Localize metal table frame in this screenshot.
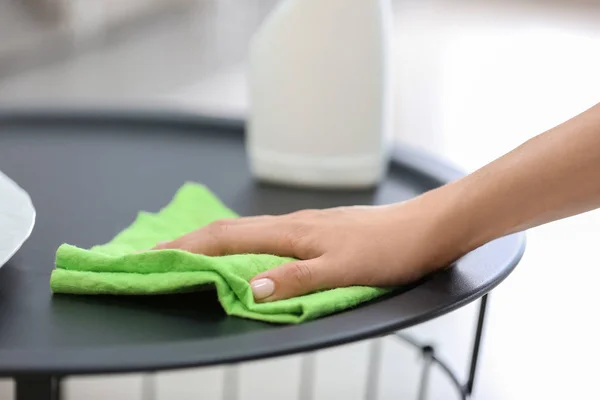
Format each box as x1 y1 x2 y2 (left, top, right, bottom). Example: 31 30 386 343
394 294 489 400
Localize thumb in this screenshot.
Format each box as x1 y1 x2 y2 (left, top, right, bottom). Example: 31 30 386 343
249 258 329 302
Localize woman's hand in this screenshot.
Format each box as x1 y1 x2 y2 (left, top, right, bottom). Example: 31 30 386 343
157 102 600 302
153 189 467 302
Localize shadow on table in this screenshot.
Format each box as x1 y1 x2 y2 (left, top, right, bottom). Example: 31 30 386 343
49 289 272 346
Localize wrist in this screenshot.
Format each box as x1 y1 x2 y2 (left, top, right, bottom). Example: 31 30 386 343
393 184 483 271
434 175 512 257
425 185 478 264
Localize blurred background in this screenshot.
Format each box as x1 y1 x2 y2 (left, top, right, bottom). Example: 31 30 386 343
1 0 600 398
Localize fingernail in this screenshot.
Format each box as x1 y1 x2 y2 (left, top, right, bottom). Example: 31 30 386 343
250 278 275 300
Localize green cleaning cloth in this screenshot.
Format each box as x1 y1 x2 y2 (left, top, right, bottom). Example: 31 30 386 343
51 183 389 324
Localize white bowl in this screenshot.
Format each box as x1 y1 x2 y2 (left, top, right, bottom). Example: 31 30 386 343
0 170 36 268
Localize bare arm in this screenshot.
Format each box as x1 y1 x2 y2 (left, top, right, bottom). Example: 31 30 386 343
443 102 600 253
155 102 600 301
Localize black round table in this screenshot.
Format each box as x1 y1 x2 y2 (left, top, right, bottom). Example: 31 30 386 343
0 110 525 400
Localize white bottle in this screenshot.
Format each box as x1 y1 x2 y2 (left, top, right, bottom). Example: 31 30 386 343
247 0 393 189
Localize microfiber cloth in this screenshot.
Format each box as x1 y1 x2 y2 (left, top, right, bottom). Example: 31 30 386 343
50 183 389 324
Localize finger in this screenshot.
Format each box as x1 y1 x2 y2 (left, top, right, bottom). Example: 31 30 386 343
151 216 274 251
249 257 334 301
153 219 315 258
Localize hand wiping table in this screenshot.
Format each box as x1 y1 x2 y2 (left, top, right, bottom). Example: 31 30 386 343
51 183 387 324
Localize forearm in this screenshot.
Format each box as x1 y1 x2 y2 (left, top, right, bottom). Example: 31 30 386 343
441 102 600 253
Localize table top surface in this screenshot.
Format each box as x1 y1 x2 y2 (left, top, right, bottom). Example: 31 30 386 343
0 110 525 376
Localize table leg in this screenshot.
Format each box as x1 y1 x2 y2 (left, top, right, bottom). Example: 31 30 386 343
464 293 488 396
364 338 383 400
141 373 156 400
393 293 490 400
222 364 240 400
416 345 434 400
298 352 316 400
15 375 60 400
